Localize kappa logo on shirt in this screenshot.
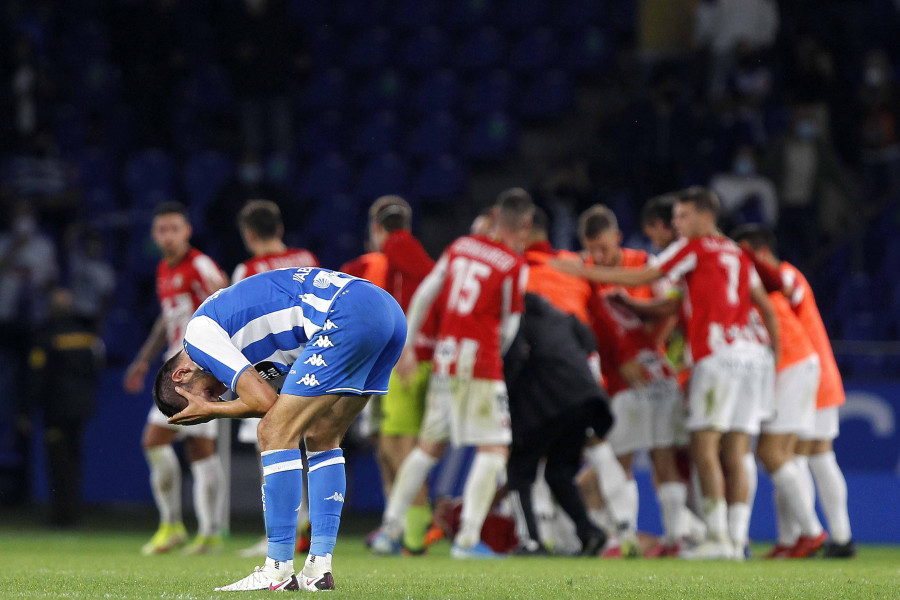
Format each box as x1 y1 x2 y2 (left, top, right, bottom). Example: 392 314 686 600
298 373 320 386
304 354 328 367
323 319 338 330
312 336 334 348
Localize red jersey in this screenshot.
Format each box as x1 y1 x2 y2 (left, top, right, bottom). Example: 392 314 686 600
157 248 226 357
655 235 761 364
231 247 319 284
432 235 528 381
589 293 675 396
381 229 435 312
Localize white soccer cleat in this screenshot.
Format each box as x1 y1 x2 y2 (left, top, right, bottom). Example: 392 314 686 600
214 566 299 592
680 540 735 560
299 571 335 592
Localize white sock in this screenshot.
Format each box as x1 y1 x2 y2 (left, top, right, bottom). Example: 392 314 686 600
302 552 332 577
585 443 631 528
145 445 182 524
588 508 613 533
190 455 225 537
727 502 751 548
624 479 639 534
743 452 758 515
808 451 852 544
383 448 438 539
685 507 708 543
657 482 687 544
771 462 823 538
775 486 800 545
265 556 294 578
455 452 506 548
703 497 728 542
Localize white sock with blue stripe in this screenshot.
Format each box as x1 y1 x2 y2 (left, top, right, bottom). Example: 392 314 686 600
307 448 346 559
261 449 304 568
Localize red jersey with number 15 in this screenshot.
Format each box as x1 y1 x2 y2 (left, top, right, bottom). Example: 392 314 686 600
432 235 528 381
655 235 760 364
157 248 226 358
231 247 319 284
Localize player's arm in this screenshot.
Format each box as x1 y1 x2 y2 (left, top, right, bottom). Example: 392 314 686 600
550 258 663 287
123 315 167 393
751 283 781 365
608 290 681 319
396 254 448 377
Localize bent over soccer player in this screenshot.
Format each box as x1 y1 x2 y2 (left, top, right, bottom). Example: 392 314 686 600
153 267 406 591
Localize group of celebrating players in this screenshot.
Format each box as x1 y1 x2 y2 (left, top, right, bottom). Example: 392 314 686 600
126 184 855 591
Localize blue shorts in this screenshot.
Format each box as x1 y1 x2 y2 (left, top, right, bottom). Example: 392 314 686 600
281 281 407 397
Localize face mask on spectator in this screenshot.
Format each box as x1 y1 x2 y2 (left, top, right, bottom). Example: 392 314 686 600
733 157 756 176
795 120 818 140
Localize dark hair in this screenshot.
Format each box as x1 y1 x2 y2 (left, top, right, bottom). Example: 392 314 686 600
369 195 412 231
238 199 283 240
730 223 777 254
641 194 676 227
531 205 549 233
578 205 618 240
153 201 190 221
496 188 535 230
676 186 721 219
153 351 188 418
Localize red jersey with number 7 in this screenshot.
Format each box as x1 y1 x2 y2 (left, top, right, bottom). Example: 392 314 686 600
654 235 760 364
431 235 528 381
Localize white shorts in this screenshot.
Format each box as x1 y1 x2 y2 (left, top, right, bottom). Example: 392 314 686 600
686 341 774 435
419 375 511 446
762 355 820 435
798 406 840 441
237 417 262 444
607 379 687 456
147 405 218 439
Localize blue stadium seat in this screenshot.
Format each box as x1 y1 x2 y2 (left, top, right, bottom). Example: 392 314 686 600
565 26 613 75
264 152 299 191
288 0 333 25
499 0 550 32
391 0 442 30
182 64 234 113
345 28 393 71
82 187 119 215
355 154 410 199
335 0 387 30
53 105 86 154
298 152 352 200
446 0 496 30
835 273 876 314
453 27 505 72
462 70 514 116
302 68 349 112
76 148 116 193
183 151 233 224
463 112 519 161
841 312 888 341
413 154 467 201
60 19 109 69
73 60 122 110
352 111 400 157
308 25 342 68
412 70 461 114
356 70 406 111
124 149 174 204
398 27 449 73
297 110 348 156
407 112 460 158
519 70 575 119
556 0 607 29
508 28 559 73
168 107 203 154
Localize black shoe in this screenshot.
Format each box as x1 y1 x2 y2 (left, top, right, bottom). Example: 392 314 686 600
514 540 549 556
580 527 608 557
823 539 857 558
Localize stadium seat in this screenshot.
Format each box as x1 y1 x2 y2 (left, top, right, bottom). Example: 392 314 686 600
565 26 613 75
519 70 575 120
288 0 333 25
840 312 888 341
183 151 233 225
446 0 496 30
73 60 122 110
556 0 607 30
454 27 505 72
835 273 876 314
355 153 410 199
76 147 117 193
398 27 449 73
413 154 467 201
391 0 442 30
412 70 461 114
507 28 559 73
60 19 109 69
298 152 352 200
462 70 514 116
463 112 520 161
53 105 87 154
308 25 342 69
82 187 119 215
351 111 400 157
297 110 348 156
264 152 299 191
345 28 393 71
356 69 406 111
407 112 460 158
335 0 387 30
301 68 349 113
124 149 174 204
499 0 549 31
181 64 234 113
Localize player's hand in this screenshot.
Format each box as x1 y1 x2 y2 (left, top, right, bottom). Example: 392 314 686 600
123 360 149 394
395 346 418 382
619 359 649 389
167 386 215 426
548 257 586 277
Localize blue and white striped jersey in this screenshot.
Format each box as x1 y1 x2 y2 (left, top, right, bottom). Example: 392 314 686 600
182 267 359 391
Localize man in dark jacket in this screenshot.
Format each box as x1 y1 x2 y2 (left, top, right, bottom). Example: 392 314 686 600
504 292 613 555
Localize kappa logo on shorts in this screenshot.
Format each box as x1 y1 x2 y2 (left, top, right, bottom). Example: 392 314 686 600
304 353 328 367
298 373 321 386
323 319 338 330
313 336 334 348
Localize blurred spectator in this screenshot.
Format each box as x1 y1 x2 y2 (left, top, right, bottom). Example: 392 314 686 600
762 103 855 266
10 33 55 140
218 0 309 154
709 144 778 230
857 49 900 216
25 288 103 526
65 225 115 333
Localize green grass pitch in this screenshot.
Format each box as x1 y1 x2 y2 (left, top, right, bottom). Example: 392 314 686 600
1 520 898 600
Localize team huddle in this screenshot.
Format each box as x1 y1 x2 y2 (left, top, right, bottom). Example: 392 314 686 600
129 187 854 592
